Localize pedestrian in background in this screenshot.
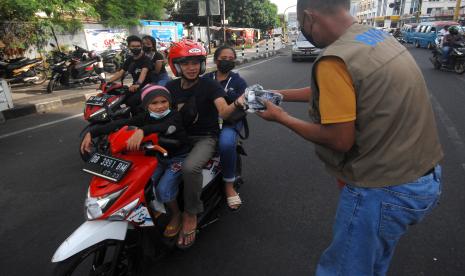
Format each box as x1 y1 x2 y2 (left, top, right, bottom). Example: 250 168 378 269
257 0 443 275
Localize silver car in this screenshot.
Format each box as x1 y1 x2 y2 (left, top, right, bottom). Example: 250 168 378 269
292 32 322 61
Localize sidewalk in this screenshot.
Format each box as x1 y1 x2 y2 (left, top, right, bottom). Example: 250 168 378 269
1 40 286 121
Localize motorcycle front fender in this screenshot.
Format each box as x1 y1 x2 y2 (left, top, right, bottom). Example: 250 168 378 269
51 220 128 263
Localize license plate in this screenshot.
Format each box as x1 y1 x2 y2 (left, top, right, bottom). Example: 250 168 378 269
86 95 112 106
83 153 132 182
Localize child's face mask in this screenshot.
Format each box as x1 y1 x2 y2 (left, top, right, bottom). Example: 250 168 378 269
149 109 171 119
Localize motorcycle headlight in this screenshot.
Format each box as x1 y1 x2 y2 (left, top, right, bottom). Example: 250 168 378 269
89 108 108 121
108 199 139 221
85 187 126 220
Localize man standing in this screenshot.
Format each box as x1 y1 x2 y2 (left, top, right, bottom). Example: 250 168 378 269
257 0 443 275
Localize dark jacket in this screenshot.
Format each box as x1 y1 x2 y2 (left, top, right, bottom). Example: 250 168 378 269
89 110 190 156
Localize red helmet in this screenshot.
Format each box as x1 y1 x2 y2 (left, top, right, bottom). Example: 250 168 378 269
168 39 207 77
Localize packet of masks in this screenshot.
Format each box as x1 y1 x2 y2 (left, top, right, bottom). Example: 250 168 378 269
244 84 283 113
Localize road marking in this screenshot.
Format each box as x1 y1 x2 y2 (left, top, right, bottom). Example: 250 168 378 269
237 55 282 71
0 113 83 140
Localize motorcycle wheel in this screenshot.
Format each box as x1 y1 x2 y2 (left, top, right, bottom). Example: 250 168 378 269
32 70 48 85
47 78 57 93
454 62 465 74
52 240 131 276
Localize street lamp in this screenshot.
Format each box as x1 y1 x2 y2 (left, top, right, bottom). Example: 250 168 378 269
283 4 297 42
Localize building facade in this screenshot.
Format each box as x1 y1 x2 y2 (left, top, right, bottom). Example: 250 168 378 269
355 0 465 28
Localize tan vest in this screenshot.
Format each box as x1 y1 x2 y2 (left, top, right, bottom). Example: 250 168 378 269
309 23 443 188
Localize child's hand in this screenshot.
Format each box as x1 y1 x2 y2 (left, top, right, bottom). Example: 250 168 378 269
80 132 92 154
126 129 144 151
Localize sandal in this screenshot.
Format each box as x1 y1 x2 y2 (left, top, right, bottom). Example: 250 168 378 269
227 194 242 212
176 229 197 250
163 215 182 238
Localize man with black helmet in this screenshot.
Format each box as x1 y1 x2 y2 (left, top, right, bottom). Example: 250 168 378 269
442 26 464 63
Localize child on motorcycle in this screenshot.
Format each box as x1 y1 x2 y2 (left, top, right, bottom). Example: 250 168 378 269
80 84 189 238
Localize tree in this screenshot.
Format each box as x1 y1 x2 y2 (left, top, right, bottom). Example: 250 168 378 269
225 0 278 31
92 0 167 27
0 0 96 53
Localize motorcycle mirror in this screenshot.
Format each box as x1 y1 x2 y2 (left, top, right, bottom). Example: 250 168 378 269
166 125 176 135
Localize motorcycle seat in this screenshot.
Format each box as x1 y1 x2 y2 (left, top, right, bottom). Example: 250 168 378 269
74 59 97 69
6 58 41 70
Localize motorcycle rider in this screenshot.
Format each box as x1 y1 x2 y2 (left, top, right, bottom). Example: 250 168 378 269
106 35 153 112
442 26 463 63
142 35 171 86
165 39 245 249
204 45 248 211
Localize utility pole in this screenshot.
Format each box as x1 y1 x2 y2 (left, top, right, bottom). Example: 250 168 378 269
222 0 226 44
454 0 462 21
206 0 211 53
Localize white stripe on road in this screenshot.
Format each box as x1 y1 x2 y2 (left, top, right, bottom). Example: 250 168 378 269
0 113 83 140
237 55 281 71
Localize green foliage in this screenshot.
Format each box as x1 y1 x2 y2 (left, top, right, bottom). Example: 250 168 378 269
225 0 279 31
93 0 167 27
0 0 96 52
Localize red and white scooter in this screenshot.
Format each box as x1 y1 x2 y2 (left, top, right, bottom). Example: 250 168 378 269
51 126 245 276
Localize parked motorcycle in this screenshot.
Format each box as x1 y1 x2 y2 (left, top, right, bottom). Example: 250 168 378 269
51 126 245 275
79 82 131 161
100 49 120 73
430 42 465 74
47 44 105 93
0 57 47 85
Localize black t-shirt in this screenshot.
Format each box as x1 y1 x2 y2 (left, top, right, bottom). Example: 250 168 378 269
166 78 226 136
147 51 167 75
122 55 153 86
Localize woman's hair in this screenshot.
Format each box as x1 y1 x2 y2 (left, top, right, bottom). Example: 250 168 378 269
213 45 237 61
142 35 157 51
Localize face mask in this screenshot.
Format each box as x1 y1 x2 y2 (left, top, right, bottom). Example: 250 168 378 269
300 13 325 48
130 48 142 56
149 109 171 119
143 46 152 53
217 60 235 73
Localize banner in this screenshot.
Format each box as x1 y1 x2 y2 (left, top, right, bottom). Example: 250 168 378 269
151 26 178 42
0 79 14 112
84 29 128 52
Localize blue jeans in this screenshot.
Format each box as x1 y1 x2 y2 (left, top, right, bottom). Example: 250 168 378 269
316 165 442 276
151 155 186 203
152 72 170 86
219 122 243 182
442 46 451 62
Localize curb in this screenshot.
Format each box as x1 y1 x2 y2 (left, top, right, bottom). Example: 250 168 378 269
1 49 281 121
1 91 99 121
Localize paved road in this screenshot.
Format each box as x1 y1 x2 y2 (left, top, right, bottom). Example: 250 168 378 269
1 46 464 276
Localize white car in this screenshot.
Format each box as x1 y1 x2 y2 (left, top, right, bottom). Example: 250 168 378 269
291 32 322 61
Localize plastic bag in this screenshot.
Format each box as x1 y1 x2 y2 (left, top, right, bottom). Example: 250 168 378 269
244 84 283 113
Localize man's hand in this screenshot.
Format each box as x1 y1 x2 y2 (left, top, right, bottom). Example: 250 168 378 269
129 84 140 93
80 132 92 154
126 129 144 151
256 100 287 122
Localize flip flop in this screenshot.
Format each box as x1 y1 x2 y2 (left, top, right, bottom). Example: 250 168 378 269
176 229 197 250
163 216 182 238
227 194 242 212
